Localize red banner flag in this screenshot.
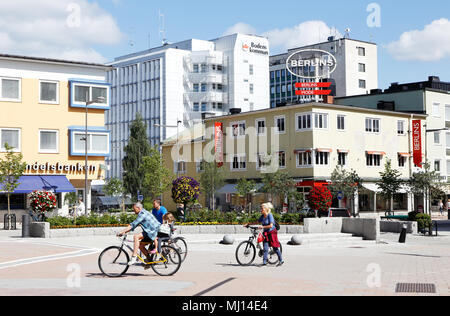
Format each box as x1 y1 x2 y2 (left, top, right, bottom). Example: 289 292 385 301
295 82 332 88
214 122 224 167
412 120 423 168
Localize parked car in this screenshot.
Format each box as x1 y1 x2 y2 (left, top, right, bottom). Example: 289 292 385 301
299 207 317 218
317 208 351 218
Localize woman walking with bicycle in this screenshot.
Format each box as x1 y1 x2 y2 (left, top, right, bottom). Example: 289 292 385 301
258 203 284 267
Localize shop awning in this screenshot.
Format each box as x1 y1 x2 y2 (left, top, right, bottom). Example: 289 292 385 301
316 148 332 153
337 149 350 153
366 151 386 156
362 183 381 193
294 149 312 154
1 175 76 194
398 152 412 157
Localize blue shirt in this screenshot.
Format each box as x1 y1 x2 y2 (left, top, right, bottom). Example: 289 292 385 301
130 209 161 240
259 213 276 233
152 206 168 224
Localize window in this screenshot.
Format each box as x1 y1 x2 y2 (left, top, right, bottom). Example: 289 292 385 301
435 160 441 172
314 113 328 129
297 114 312 130
257 153 270 170
39 81 59 104
193 103 199 112
278 151 286 168
231 122 246 137
365 118 380 133
256 119 266 135
201 64 207 73
71 131 109 155
193 64 199 73
434 131 441 144
0 128 20 151
201 102 207 112
358 63 366 73
0 77 21 101
315 151 329 166
366 154 382 166
433 103 441 117
196 160 206 173
275 116 286 134
193 84 199 92
398 155 406 168
337 115 346 131
39 130 58 153
358 47 366 56
297 151 312 167
338 152 347 166
249 64 254 75
359 79 366 89
217 84 223 91
175 161 187 174
217 65 223 72
398 121 405 135
72 82 109 107
201 83 207 92
231 155 246 171
249 84 254 94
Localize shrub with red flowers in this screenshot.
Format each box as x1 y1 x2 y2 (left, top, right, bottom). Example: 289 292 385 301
308 186 332 211
29 190 57 214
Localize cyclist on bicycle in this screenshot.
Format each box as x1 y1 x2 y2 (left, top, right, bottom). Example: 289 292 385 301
117 202 161 266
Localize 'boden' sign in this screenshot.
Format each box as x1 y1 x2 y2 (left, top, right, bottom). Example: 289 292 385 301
286 49 337 79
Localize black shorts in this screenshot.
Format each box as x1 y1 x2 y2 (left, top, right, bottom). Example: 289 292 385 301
142 232 154 243
158 232 169 238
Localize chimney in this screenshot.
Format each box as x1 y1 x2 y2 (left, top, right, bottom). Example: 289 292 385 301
323 95 334 104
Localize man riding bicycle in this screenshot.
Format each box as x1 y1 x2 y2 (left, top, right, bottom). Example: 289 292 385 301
117 202 161 266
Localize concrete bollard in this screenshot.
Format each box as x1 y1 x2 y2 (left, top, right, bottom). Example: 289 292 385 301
22 215 30 238
289 235 303 246
220 235 235 245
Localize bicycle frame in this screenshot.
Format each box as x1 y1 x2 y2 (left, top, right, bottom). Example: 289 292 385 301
118 236 167 266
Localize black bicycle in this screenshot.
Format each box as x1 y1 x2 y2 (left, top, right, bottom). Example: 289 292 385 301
235 226 283 266
160 226 188 262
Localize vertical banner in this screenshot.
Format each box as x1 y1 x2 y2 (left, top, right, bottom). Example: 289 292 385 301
214 122 224 167
412 120 423 168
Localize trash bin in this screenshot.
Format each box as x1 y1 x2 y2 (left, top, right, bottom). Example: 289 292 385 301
22 214 30 237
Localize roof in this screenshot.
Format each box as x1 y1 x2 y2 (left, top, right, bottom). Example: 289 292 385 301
203 102 428 122
0 54 113 70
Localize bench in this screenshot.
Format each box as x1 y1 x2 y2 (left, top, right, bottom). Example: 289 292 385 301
381 215 409 221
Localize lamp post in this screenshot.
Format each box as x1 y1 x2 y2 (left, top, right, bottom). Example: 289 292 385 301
155 120 182 178
83 93 105 215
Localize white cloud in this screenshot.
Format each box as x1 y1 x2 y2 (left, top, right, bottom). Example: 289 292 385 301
387 18 450 62
0 0 123 63
224 21 341 53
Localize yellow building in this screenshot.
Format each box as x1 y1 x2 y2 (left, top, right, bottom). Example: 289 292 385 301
0 54 112 219
162 101 427 213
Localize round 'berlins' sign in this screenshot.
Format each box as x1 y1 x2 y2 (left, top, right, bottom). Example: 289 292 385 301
286 49 337 79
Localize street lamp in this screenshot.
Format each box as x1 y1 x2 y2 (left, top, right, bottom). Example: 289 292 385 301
83 94 106 214
155 120 182 178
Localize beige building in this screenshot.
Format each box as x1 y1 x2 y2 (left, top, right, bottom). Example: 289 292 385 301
162 101 427 213
0 54 112 219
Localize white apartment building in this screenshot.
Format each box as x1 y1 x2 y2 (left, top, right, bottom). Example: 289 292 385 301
270 38 378 107
105 33 270 179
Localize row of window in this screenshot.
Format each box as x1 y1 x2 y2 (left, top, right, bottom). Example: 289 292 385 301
193 102 224 112
192 63 224 73
0 128 110 156
229 115 407 136
0 77 110 108
192 83 224 92
270 62 366 81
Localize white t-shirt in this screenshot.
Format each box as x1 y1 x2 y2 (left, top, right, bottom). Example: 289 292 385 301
77 202 85 216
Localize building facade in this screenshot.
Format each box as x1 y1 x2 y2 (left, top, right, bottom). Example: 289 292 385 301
0 54 111 218
336 76 450 193
270 38 378 107
161 101 426 213
105 33 270 180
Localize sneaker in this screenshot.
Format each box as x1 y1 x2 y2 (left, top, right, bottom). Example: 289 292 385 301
277 261 285 267
128 256 139 266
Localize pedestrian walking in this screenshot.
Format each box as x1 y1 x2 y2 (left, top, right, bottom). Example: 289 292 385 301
258 202 284 267
439 200 444 215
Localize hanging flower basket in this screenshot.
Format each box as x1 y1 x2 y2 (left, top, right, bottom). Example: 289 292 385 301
29 190 57 216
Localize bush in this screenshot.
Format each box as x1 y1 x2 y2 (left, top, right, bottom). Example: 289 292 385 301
416 213 432 231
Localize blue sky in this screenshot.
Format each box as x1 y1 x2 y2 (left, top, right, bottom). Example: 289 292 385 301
1 0 449 89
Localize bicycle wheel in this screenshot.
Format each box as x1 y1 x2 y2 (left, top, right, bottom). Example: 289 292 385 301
267 244 283 265
171 237 188 262
235 241 256 266
151 245 182 276
98 246 130 277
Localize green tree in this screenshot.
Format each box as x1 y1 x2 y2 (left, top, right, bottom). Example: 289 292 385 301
0 144 27 228
141 146 174 202
408 161 444 215
200 162 225 210
329 165 363 217
377 159 403 214
104 178 126 212
261 170 296 211
122 113 151 199
236 179 257 212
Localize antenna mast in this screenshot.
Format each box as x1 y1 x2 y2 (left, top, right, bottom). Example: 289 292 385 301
159 10 168 45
